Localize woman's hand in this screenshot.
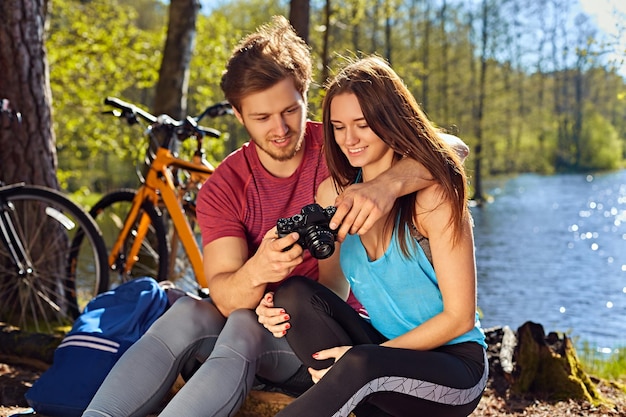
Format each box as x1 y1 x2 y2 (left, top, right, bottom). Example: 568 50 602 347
255 292 291 338
308 346 352 383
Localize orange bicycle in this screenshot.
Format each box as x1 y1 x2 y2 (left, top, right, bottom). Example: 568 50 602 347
71 97 232 295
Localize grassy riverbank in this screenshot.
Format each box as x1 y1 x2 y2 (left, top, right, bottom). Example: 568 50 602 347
580 342 626 383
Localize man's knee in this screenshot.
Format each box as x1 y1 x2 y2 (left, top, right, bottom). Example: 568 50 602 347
215 309 272 359
148 296 225 339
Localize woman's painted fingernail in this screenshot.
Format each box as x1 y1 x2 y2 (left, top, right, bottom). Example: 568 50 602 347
312 352 319 358
285 323 291 329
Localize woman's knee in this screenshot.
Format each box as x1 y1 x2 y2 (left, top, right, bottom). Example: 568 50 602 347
273 276 317 313
333 345 378 379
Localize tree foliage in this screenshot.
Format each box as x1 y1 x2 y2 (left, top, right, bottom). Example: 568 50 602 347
48 0 164 191
43 0 626 195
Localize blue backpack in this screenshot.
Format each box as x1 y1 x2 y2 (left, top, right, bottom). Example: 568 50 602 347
25 277 169 417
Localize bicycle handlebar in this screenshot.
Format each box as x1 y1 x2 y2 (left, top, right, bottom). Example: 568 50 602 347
195 100 233 121
104 96 226 139
104 96 157 125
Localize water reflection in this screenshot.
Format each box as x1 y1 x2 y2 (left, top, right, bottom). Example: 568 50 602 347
471 170 626 351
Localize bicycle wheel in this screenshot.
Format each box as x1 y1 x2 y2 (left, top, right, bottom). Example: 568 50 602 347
87 189 168 288
0 184 108 333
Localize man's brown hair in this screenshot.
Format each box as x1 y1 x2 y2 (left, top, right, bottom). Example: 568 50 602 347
220 16 312 112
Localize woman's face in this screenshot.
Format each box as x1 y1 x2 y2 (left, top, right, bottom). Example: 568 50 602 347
329 92 395 175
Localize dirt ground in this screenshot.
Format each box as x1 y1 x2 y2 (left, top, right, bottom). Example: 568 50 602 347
1 359 625 417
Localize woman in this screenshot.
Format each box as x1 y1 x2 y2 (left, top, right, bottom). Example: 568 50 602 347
271 56 488 417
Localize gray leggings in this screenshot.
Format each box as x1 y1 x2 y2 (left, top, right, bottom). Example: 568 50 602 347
82 296 303 417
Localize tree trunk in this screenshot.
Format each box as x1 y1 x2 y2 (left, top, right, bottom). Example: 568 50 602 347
421 0 431 117
320 0 332 86
289 0 310 44
439 0 449 125
513 322 602 403
471 0 488 204
0 0 58 189
383 2 392 64
153 0 200 119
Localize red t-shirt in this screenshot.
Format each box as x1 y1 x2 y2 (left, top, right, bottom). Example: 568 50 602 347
196 121 328 288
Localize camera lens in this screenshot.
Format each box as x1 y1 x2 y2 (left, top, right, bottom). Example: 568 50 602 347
303 226 335 259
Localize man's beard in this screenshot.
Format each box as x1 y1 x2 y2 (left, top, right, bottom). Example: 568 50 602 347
254 131 304 162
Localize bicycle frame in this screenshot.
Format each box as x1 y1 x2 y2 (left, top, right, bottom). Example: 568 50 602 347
109 146 213 288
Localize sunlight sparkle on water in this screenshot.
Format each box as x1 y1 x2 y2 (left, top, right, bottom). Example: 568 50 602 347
597 347 614 355
559 306 566 313
580 232 595 240
606 301 614 309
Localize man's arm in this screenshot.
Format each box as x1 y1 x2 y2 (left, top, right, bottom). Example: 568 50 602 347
330 134 469 241
203 230 303 316
330 157 432 241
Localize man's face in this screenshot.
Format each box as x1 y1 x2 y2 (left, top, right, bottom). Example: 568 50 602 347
235 77 307 162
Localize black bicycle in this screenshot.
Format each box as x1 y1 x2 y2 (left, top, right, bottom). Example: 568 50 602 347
0 100 108 333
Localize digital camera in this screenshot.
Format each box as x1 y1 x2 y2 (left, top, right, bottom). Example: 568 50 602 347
276 203 338 259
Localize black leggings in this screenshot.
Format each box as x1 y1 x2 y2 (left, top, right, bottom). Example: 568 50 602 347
273 276 487 417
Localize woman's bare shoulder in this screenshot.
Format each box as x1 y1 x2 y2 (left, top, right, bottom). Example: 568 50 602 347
316 177 340 207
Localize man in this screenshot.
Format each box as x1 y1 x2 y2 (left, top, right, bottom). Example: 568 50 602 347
83 16 453 417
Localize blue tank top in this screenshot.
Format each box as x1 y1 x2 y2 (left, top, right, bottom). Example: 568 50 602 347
340 224 487 348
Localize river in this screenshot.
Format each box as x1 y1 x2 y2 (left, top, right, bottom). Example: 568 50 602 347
471 169 626 354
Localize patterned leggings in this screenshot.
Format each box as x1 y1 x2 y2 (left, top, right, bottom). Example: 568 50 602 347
273 276 488 417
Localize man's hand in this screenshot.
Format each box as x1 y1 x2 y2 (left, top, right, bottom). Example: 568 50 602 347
255 292 291 338
248 228 305 286
308 346 352 383
330 180 397 242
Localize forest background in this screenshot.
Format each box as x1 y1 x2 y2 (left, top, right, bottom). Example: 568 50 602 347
2 0 626 202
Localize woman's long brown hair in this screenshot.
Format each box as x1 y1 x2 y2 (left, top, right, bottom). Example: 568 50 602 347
322 56 469 257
